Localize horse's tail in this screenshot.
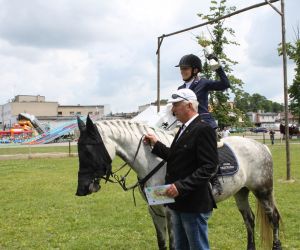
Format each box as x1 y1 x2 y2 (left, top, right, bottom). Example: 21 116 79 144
256 194 283 250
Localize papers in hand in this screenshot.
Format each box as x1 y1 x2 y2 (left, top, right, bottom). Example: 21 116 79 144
144 184 175 205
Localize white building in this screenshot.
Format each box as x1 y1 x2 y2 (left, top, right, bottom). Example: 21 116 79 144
0 95 107 129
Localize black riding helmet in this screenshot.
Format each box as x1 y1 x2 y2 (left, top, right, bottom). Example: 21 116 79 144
175 54 202 72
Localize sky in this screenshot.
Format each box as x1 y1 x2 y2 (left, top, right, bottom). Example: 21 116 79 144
0 0 299 113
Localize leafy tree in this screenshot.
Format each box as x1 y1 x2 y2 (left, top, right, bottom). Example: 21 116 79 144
279 26 300 124
272 102 284 113
235 91 283 113
197 0 246 127
286 40 300 123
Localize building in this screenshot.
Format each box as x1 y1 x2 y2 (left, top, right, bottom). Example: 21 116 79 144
247 111 280 125
58 105 105 118
246 111 298 130
0 95 107 129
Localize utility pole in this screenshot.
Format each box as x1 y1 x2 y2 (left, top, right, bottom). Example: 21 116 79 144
280 0 291 180
266 0 290 180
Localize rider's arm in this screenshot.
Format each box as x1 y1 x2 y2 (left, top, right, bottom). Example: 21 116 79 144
205 67 230 91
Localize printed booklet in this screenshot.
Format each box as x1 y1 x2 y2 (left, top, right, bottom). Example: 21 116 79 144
144 184 175 205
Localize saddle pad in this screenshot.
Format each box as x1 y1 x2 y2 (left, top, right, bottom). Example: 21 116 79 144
217 143 239 176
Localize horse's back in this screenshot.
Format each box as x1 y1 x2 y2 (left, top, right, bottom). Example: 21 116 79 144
221 136 273 191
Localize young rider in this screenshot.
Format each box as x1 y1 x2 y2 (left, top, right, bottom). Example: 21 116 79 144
175 54 230 194
176 53 230 129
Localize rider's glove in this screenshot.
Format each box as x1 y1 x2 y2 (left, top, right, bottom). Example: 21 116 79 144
206 53 221 71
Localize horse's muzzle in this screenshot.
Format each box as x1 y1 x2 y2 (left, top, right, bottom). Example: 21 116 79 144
89 181 101 193
76 178 101 196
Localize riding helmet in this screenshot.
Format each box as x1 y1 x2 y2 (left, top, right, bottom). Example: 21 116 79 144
175 54 202 71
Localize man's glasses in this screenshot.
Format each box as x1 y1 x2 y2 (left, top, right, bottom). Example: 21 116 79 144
171 94 189 102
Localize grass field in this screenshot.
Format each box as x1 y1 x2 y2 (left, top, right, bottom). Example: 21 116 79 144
0 145 77 155
0 144 299 249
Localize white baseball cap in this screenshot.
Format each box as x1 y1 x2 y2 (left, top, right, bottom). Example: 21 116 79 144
167 88 197 103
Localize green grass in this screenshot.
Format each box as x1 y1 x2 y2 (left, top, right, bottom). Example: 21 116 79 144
0 144 299 249
0 145 78 155
209 144 300 250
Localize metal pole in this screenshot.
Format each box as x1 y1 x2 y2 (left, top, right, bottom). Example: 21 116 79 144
155 1 279 113
69 140 71 157
280 0 291 180
157 0 279 39
157 37 161 112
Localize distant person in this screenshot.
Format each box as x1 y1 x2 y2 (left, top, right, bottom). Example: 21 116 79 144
269 130 275 145
222 127 230 138
176 53 230 129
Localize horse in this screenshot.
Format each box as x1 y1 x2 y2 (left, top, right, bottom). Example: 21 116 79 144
75 115 282 250
280 123 300 138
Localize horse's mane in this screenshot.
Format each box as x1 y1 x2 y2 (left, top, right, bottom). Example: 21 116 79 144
94 119 174 145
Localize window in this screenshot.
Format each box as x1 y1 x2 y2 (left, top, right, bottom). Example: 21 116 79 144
76 112 81 115
70 111 74 115
58 112 62 116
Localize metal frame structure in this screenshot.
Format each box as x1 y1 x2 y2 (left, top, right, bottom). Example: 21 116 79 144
156 0 291 180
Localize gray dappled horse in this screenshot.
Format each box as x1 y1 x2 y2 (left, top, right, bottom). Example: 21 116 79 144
76 116 282 250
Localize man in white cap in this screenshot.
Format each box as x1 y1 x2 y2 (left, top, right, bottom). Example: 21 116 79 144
144 88 218 250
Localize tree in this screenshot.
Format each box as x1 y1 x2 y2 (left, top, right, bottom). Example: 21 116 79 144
279 26 300 124
287 40 300 124
235 91 283 113
197 0 246 127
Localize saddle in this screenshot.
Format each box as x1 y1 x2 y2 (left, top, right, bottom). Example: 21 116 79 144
210 142 239 196
217 142 239 176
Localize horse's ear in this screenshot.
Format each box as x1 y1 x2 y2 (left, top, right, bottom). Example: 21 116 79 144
86 114 96 133
77 116 86 133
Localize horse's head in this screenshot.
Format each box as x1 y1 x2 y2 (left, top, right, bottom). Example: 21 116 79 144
76 115 112 196
156 104 177 130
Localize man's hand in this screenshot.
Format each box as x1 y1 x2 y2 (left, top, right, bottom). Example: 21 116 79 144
143 134 158 147
165 184 179 198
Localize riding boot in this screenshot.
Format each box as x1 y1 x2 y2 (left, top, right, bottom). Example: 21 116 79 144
210 175 223 195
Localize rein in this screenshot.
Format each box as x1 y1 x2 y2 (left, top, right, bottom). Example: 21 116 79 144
105 135 166 218
107 135 144 190
108 135 166 192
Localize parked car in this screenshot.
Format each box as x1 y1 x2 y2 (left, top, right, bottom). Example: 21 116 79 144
229 127 247 133
250 127 268 133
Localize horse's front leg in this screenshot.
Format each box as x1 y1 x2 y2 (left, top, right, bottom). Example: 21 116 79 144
148 205 168 250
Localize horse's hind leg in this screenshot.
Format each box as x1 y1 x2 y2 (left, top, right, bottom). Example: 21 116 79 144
254 190 282 250
234 187 256 250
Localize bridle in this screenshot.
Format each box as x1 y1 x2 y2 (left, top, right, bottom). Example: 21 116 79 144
98 135 167 217
109 136 165 187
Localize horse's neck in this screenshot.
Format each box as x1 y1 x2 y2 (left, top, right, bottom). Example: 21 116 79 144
96 120 173 184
